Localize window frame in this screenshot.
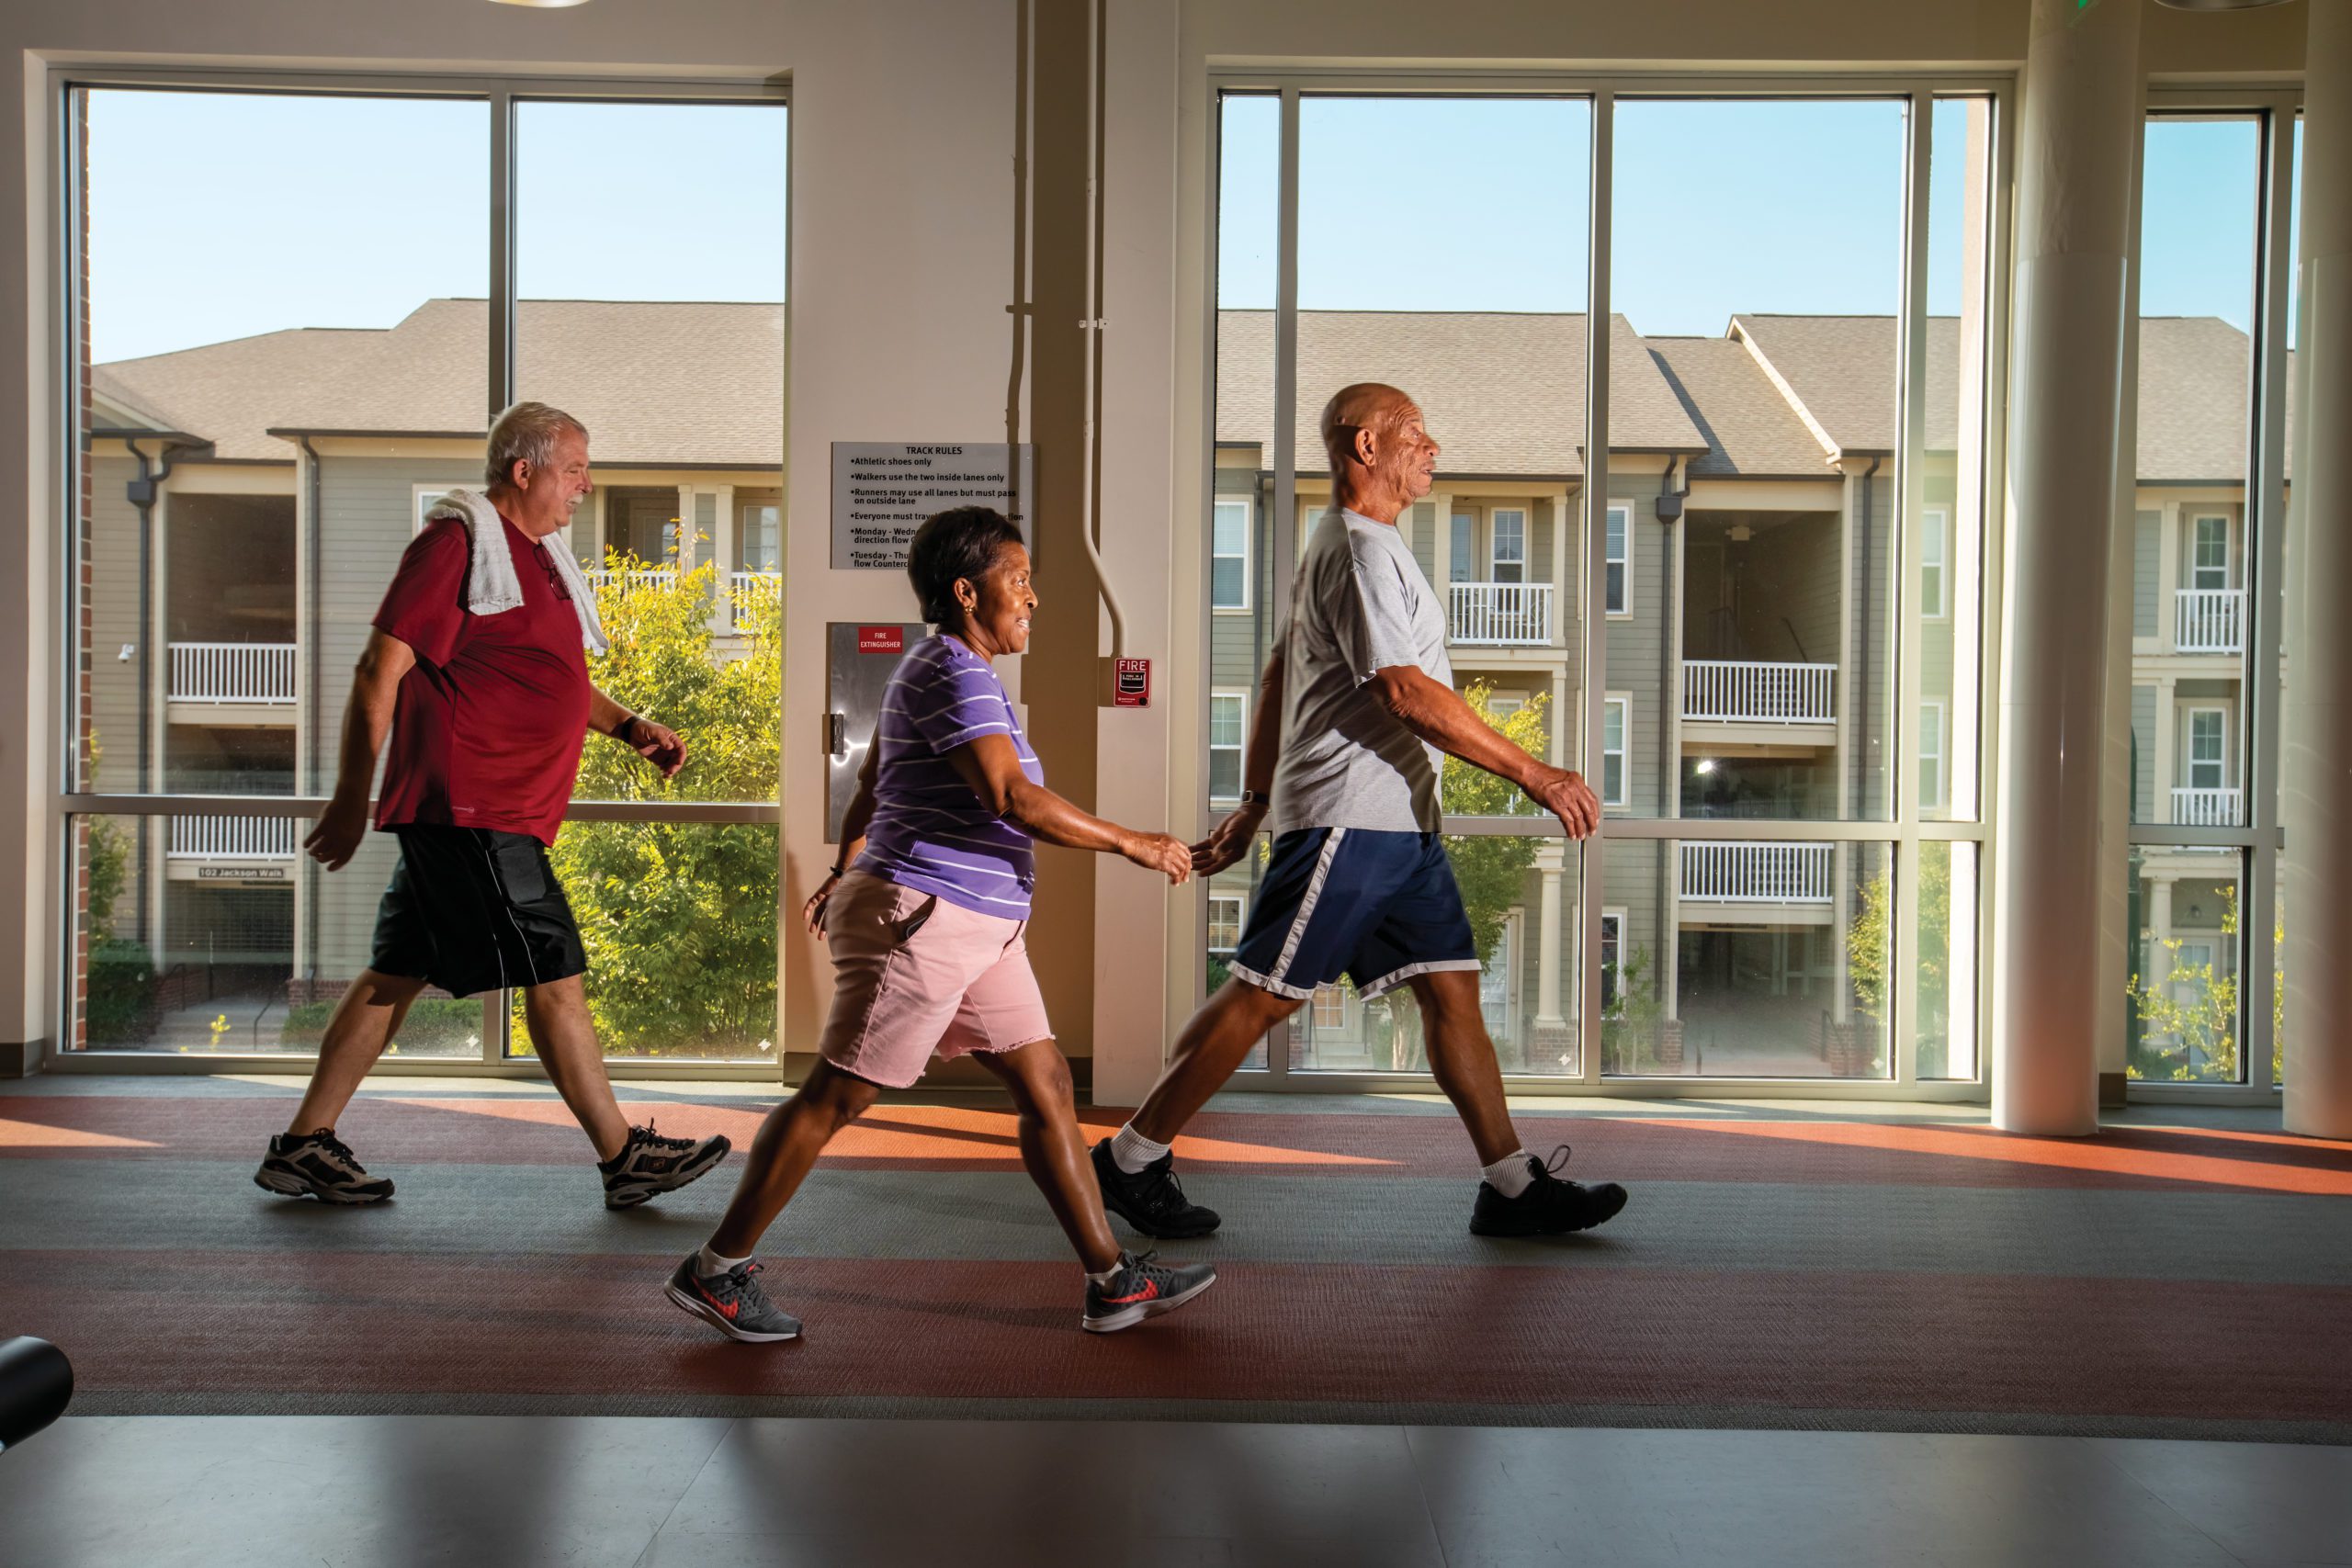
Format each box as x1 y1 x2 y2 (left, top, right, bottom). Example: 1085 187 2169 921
1921 506 1949 619
1196 71 2017 1101
1603 502 1633 617
2184 705 2228 791
2189 513 2232 592
1207 688 1248 803
1489 506 1527 584
1211 496 1252 612
1601 693 1629 809
55 67 789 1079
1599 908 1625 1019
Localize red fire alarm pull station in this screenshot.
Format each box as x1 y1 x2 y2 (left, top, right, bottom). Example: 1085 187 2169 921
1113 658 1150 708
857 626 904 655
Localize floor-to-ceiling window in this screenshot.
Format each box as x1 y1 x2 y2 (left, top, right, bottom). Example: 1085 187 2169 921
1202 77 2002 1093
2122 94 2300 1096
62 75 786 1069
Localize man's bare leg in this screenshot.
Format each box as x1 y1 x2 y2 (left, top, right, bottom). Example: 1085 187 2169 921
284 969 429 1136
1125 978 1304 1145
518 973 630 1161
1407 967 1521 1166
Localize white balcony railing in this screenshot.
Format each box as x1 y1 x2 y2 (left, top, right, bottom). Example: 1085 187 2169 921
1446 581 1554 646
729 570 781 632
2175 589 2245 653
2171 787 2243 827
168 642 296 705
168 816 299 860
1680 841 1836 904
582 568 675 594
1681 660 1837 724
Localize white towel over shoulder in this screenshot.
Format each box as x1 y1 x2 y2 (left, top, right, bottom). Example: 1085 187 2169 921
423 489 608 655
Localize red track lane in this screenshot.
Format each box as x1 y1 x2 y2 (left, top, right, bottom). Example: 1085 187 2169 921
6 1250 2346 1423
7 1095 2352 1193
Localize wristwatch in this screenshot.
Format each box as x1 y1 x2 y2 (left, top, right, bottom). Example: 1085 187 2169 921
1238 789 1269 808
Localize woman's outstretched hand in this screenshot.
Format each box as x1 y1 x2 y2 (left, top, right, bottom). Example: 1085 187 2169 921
1120 830 1193 886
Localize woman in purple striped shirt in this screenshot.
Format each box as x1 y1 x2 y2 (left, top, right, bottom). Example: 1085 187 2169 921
664 506 1218 1341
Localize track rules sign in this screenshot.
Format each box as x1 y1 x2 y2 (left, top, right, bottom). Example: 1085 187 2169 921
831 443 1036 570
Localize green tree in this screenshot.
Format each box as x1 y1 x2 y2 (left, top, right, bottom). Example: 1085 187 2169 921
1600 942 1666 1072
1846 846 1951 1031
1441 682 1549 966
522 547 781 1056
2127 886 2280 1082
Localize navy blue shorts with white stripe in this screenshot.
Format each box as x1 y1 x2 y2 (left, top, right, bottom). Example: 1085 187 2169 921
1226 828 1479 1002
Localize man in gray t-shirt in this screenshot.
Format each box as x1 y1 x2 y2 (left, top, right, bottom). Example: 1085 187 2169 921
1091 383 1630 1245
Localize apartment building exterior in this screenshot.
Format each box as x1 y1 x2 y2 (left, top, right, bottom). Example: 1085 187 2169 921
82 299 783 1046
74 297 2265 1075
1208 308 2263 1080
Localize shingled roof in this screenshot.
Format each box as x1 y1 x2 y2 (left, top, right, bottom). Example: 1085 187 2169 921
1644 335 1831 478
92 299 786 467
95 299 2280 485
1215 310 1705 477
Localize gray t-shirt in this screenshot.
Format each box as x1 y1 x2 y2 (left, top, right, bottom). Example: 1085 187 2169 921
1270 508 1453 836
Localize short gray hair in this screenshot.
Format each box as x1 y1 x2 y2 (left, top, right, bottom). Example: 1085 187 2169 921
485 400 588 489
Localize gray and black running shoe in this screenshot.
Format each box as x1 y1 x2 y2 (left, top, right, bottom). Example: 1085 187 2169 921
1082 1249 1216 1334
664 1255 803 1343
254 1128 395 1204
1469 1144 1628 1237
600 1122 731 1210
1091 1138 1220 1239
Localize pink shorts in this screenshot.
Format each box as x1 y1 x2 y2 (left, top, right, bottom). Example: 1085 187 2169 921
816 871 1054 1089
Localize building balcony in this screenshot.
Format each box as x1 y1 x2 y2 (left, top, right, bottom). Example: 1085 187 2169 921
2174 589 2245 654
168 642 295 706
167 814 298 884
1679 840 1836 906
1681 660 1837 725
1447 581 1553 646
2170 786 2243 827
582 568 675 594
729 570 780 633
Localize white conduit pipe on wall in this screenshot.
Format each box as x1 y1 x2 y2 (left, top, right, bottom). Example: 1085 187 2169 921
1078 0 1127 663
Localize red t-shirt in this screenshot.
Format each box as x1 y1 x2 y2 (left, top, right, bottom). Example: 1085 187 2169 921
371 514 592 846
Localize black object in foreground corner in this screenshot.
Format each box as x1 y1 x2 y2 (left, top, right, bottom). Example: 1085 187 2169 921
0 1337 73 1452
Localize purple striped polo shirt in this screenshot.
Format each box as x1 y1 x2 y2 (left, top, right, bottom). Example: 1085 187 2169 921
854 634 1044 919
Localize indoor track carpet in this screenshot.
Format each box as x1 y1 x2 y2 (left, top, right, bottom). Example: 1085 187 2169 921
4 1080 2350 1440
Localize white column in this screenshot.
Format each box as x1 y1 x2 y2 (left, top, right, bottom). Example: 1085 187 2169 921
1430 491 1453 589
2156 500 2181 649
1993 0 2141 1135
2285 0 2352 1138
710 484 738 637
2153 675 2178 816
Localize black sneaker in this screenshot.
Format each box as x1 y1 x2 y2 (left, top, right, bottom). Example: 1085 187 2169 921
664 1255 803 1343
1082 1250 1216 1334
600 1122 731 1210
254 1128 395 1204
1091 1137 1220 1239
1469 1145 1628 1237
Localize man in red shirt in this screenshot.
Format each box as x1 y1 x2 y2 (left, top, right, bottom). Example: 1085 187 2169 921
254 401 731 1209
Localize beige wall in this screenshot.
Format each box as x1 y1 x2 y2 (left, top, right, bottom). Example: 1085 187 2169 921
0 0 2309 1076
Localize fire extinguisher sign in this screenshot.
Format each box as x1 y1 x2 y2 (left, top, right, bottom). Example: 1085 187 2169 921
1113 658 1150 708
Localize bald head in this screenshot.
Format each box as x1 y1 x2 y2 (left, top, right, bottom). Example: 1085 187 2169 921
1319 382 1440 524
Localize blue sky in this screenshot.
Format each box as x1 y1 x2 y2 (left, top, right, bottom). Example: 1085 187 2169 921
87 88 2279 365
87 91 786 364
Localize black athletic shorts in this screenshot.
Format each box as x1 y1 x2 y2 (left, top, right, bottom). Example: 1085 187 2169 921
369 827 587 998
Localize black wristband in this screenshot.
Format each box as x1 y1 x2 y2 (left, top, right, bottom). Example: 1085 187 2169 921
616 712 640 743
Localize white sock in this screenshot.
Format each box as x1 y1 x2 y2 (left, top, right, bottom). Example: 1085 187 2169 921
1482 1150 1537 1199
1086 1257 1127 1287
1110 1123 1171 1175
696 1244 752 1279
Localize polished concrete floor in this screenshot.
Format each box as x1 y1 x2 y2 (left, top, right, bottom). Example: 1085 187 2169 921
3 1416 2349 1566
